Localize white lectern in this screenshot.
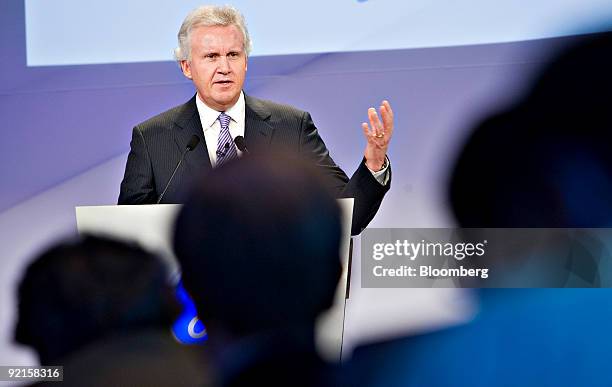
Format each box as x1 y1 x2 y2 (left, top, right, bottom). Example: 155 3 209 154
75 199 353 361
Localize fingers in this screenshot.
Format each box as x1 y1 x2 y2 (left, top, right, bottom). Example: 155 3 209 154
380 100 394 137
368 107 384 137
362 121 382 143
382 100 394 121
362 122 371 138
362 101 392 167
362 100 394 143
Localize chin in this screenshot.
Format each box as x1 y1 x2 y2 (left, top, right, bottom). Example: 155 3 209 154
216 94 239 106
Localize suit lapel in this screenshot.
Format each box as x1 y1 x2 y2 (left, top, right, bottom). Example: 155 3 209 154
244 95 274 152
173 95 212 173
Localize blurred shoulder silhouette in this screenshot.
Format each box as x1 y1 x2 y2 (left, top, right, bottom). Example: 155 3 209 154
16 235 213 387
450 31 612 227
173 152 345 387
349 31 612 387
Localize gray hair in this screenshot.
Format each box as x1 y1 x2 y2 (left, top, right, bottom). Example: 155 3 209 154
174 5 252 61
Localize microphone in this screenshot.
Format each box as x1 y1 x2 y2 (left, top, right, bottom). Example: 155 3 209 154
216 142 230 158
234 136 249 154
185 135 200 151
157 135 200 204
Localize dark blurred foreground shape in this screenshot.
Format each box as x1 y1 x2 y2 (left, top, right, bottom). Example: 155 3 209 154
174 152 345 387
15 235 213 387
450 32 612 228
349 31 612 387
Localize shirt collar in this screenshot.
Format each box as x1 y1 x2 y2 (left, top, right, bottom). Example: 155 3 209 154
195 91 245 131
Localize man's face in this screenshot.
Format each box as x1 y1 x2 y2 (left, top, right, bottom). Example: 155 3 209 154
180 25 247 111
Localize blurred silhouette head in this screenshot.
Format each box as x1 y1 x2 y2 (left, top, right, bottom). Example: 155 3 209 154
450 31 612 227
15 235 178 364
173 152 342 337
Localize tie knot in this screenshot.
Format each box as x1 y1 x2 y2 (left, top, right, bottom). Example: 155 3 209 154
218 112 231 129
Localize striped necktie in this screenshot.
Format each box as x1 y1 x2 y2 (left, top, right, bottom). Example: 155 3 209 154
216 112 238 167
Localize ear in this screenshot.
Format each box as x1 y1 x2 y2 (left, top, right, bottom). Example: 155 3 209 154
180 60 193 80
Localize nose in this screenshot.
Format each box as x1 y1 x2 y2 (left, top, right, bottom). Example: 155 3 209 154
217 55 231 74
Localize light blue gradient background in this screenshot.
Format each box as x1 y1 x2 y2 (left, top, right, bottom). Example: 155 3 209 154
25 0 612 66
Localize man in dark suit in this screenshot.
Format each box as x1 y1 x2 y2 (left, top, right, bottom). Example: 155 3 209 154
118 5 394 235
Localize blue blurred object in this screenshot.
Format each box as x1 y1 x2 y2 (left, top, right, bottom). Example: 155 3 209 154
350 289 612 387
171 279 208 344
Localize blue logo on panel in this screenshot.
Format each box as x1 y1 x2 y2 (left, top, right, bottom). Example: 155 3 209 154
171 280 208 344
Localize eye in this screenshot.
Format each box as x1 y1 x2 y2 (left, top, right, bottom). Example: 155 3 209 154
228 51 241 59
205 53 218 61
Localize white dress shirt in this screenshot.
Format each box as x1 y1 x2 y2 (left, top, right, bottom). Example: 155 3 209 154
196 91 246 167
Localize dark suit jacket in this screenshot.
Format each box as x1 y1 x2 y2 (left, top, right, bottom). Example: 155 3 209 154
118 95 390 234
